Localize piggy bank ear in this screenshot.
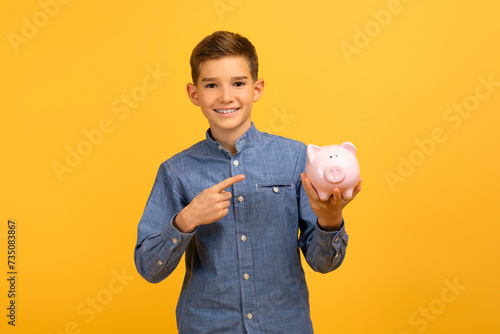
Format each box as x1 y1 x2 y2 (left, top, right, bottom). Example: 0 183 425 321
340 142 357 155
307 144 324 162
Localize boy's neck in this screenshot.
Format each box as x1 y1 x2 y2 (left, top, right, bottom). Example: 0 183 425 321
210 123 251 156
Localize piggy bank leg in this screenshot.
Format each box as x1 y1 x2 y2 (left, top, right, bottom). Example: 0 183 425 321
318 190 331 201
342 188 354 200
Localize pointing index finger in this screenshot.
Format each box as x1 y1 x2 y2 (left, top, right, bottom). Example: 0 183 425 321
211 174 245 193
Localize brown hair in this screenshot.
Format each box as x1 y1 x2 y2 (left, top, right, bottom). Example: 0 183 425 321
190 31 259 85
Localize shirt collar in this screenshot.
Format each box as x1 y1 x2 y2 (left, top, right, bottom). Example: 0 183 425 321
205 122 259 154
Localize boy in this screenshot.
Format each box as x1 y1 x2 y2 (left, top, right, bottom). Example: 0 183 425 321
134 31 361 333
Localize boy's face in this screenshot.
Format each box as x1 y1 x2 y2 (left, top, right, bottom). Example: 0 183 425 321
187 55 264 140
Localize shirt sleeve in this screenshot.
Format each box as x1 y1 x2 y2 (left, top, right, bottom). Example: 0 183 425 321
134 162 194 283
296 145 349 274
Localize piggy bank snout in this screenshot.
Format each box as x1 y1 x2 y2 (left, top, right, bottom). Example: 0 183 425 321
325 165 345 183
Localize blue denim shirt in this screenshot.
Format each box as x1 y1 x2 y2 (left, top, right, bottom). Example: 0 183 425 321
134 123 348 333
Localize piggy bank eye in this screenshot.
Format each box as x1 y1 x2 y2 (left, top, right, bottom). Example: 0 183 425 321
329 155 338 158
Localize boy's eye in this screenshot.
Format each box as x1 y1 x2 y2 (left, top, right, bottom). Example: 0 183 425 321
205 83 216 88
234 82 245 87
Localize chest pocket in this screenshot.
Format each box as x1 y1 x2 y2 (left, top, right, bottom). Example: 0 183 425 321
255 182 295 212
254 182 297 229
256 182 294 193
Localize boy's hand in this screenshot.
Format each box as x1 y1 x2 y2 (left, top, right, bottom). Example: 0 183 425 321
300 173 361 231
173 174 245 233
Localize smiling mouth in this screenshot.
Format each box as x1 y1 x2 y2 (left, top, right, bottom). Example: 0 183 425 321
214 108 240 114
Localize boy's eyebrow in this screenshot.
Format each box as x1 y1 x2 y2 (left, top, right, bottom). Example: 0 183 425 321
201 76 249 82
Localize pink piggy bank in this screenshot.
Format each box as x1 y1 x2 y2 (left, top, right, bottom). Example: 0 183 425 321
305 142 360 201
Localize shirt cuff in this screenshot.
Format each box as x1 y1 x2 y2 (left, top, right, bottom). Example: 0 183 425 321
160 214 195 252
314 219 347 247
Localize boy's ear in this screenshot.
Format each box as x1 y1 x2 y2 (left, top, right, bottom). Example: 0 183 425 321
187 83 201 106
252 78 265 102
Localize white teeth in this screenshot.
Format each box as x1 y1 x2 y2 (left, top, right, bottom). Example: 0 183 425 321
215 108 238 114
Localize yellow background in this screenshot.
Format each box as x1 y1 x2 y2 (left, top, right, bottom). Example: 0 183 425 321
1 0 499 333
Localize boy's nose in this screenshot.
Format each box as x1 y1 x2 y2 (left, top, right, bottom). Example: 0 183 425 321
218 86 234 103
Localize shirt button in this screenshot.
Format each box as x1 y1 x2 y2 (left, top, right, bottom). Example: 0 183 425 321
218 145 223 150
238 196 244 202
172 238 178 244
273 186 279 193
241 235 247 241
233 160 239 166
244 273 249 280
334 237 340 243
157 260 163 266
247 313 253 320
